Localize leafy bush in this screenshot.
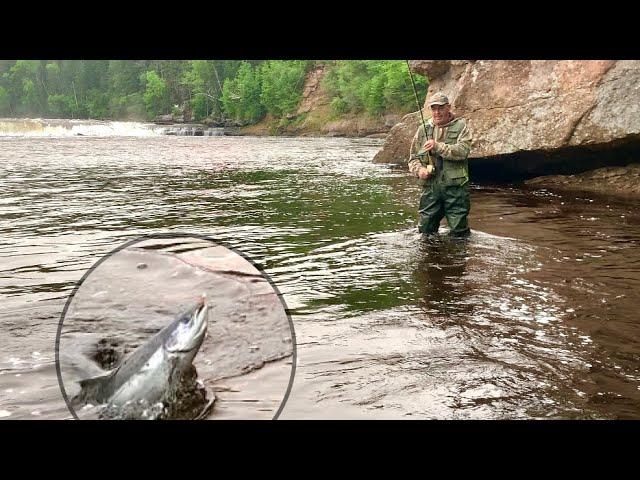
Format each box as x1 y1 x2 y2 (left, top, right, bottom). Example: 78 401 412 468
47 94 75 117
330 97 348 117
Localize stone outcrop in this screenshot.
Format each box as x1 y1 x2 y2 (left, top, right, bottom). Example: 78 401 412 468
160 124 225 136
373 60 640 172
525 163 640 197
296 64 329 115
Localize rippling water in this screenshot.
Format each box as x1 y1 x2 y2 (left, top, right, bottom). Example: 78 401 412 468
1 134 639 419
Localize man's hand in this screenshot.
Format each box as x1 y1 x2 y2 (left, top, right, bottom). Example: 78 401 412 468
423 139 436 151
418 166 432 179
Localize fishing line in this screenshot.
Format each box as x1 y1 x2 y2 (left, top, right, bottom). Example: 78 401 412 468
405 60 431 166
406 60 428 137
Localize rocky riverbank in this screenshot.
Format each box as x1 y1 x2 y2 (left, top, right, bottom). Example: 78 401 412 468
153 65 399 138
525 163 640 198
160 124 226 136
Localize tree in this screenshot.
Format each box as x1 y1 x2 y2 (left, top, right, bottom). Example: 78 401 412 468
181 61 217 121
259 60 309 117
47 94 75 117
141 70 170 118
221 62 264 124
0 86 10 115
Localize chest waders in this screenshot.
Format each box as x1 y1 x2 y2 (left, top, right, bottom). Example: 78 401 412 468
417 119 471 237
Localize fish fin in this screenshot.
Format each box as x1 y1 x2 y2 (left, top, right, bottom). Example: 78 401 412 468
76 372 113 404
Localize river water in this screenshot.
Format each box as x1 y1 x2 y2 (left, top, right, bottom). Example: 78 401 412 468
1 132 639 419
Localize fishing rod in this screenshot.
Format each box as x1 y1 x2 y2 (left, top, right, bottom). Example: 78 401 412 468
405 60 433 169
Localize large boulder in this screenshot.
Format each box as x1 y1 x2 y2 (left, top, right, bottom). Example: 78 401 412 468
374 60 640 166
372 111 422 162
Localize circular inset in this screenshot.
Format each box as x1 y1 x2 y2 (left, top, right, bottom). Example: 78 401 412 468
55 233 296 420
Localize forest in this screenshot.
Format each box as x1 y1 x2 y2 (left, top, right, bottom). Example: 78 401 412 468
0 60 427 124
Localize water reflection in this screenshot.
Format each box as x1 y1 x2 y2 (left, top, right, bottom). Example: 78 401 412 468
413 235 471 319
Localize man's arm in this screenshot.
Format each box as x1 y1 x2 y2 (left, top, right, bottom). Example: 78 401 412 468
408 127 426 176
433 120 472 161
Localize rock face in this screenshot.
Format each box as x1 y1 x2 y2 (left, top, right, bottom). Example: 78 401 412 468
525 163 640 197
297 64 329 115
374 60 640 169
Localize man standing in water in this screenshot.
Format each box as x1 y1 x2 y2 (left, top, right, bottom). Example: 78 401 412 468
408 92 473 237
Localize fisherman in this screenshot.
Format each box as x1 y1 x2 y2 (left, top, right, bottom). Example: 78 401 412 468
408 92 473 237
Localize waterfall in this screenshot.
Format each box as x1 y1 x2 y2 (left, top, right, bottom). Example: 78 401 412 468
0 118 164 137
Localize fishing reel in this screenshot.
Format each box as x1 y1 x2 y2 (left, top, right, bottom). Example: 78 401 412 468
411 152 436 175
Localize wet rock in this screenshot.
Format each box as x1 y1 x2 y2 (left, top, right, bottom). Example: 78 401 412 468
154 114 174 125
525 163 640 197
160 124 225 137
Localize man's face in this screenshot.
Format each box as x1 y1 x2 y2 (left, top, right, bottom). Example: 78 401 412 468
431 103 451 126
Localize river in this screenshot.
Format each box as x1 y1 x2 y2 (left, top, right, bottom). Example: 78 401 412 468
1 128 639 419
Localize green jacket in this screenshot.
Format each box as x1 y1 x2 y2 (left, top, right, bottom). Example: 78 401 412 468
408 115 472 186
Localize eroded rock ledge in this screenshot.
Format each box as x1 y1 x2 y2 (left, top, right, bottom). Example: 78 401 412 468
525 163 640 198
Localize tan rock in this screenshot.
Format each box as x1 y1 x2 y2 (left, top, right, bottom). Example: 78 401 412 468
525 163 640 197
375 60 640 165
297 64 330 115
373 111 422 163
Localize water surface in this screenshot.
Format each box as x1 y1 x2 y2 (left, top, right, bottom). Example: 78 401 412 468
1 134 639 419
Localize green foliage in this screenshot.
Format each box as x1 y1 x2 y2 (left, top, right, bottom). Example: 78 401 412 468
221 62 264 124
0 60 426 124
141 70 170 118
21 78 41 113
47 94 76 118
330 97 348 117
323 60 427 116
181 60 218 121
259 60 309 117
109 60 146 96
86 89 109 119
109 93 145 120
0 85 11 114
191 94 210 120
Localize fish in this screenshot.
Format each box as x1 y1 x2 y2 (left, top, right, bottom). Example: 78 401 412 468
73 295 215 420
